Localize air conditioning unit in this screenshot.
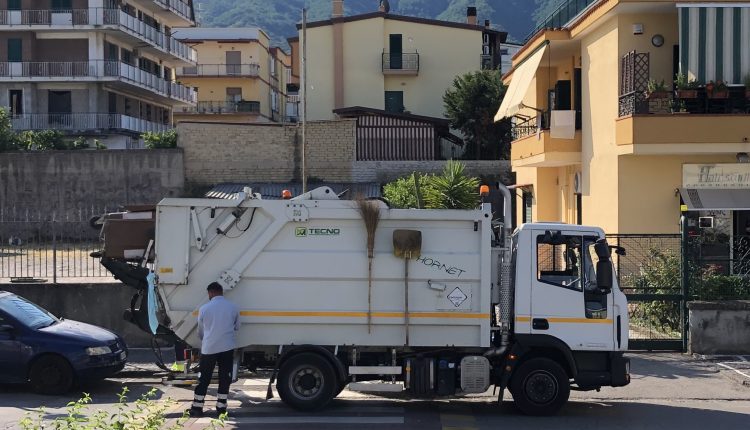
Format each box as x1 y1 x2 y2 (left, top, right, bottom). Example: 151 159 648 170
574 172 582 194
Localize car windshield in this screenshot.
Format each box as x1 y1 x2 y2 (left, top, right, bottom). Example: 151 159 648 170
0 295 59 329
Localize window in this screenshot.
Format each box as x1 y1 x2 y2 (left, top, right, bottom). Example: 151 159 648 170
8 0 21 11
9 90 22 116
0 295 59 330
537 233 583 291
226 87 242 102
7 39 22 62
51 0 72 11
522 191 533 224
121 49 133 66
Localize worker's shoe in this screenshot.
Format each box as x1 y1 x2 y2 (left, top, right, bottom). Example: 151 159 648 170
215 408 228 417
187 407 203 418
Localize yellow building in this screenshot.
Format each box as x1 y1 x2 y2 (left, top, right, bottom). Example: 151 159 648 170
497 0 750 235
292 1 506 121
172 27 292 123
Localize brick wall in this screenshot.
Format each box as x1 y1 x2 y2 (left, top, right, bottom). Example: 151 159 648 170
179 120 512 186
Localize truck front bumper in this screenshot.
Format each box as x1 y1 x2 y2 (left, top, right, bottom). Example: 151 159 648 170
611 352 631 387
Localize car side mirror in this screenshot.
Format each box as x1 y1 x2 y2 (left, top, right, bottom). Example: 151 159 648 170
596 260 613 293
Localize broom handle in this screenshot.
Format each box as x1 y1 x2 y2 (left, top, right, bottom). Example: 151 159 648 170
404 257 409 346
368 257 373 334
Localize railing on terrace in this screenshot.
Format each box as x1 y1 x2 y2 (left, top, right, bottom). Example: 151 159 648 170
104 61 196 103
382 53 420 73
0 61 95 77
511 115 545 140
178 63 260 77
153 0 193 23
179 100 261 114
11 113 170 134
526 0 599 41
0 9 196 63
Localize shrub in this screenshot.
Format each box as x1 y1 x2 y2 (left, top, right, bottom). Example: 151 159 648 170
18 130 66 150
383 161 480 210
143 130 177 149
19 387 226 430
71 136 90 150
383 173 429 209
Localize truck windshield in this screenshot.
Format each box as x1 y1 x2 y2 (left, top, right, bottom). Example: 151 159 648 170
0 295 59 329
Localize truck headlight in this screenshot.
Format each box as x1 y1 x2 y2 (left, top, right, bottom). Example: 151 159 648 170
86 346 112 356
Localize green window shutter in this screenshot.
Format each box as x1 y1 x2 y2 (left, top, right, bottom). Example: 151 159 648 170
8 0 21 11
8 39 22 63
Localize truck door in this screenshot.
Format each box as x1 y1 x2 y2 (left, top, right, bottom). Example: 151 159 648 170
530 231 615 351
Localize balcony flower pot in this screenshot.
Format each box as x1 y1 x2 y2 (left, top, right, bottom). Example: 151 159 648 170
676 89 698 99
706 80 729 99
646 90 671 114
674 73 701 99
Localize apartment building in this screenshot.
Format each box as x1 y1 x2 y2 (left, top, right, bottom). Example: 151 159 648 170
0 0 197 149
172 27 292 124
497 0 750 237
291 1 506 121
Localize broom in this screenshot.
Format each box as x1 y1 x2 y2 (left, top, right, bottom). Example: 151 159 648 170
357 198 381 334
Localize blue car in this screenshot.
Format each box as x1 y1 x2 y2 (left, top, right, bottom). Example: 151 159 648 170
0 291 128 394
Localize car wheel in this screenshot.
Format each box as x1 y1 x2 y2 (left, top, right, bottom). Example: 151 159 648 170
276 353 337 411
509 357 570 416
29 355 74 395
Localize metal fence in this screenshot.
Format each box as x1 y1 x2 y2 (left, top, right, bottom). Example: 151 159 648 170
0 208 111 282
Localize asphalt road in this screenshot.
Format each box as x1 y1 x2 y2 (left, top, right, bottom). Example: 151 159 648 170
1 352 749 429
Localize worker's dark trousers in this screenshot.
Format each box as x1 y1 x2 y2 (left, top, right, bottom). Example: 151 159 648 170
192 350 234 412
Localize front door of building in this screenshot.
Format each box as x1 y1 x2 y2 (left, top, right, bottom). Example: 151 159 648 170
384 91 403 113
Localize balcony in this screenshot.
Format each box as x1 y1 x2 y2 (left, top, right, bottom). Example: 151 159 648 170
0 61 196 104
0 9 196 64
511 115 582 167
11 113 170 135
525 0 598 41
152 0 193 24
382 53 419 75
178 101 261 115
177 64 260 77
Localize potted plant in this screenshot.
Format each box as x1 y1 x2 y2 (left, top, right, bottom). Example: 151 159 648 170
744 74 750 99
646 79 671 113
706 79 729 99
669 99 688 114
675 73 700 98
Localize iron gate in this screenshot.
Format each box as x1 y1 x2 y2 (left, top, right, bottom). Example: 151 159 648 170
608 234 687 351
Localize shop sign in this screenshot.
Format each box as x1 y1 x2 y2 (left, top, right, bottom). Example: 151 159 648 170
683 164 750 189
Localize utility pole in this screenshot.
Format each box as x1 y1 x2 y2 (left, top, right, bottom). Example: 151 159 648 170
301 8 308 193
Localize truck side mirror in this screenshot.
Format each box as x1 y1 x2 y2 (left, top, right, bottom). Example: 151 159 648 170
596 260 613 293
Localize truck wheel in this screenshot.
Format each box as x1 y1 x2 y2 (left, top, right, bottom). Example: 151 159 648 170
29 355 74 395
277 353 338 411
509 357 570 416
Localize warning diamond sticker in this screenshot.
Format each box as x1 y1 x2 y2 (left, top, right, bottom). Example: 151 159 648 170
447 287 468 308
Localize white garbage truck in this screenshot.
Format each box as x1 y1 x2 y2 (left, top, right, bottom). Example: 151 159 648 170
98 184 630 416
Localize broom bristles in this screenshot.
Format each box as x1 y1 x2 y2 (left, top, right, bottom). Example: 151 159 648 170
356 198 381 257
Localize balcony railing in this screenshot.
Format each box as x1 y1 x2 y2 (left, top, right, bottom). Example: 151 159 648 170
178 64 260 77
11 113 170 134
0 9 196 64
511 115 546 140
382 53 419 74
0 60 196 104
153 0 193 23
526 0 598 40
179 100 261 114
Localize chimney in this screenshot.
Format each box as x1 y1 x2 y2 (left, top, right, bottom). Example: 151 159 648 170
484 19 491 29
333 0 344 18
467 7 477 25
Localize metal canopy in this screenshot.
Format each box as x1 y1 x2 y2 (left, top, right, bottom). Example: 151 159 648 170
679 188 750 210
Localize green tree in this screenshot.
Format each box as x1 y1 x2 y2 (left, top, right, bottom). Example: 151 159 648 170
0 108 19 152
143 130 178 149
443 69 510 160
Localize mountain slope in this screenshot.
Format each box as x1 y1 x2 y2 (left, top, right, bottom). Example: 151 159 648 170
194 0 560 47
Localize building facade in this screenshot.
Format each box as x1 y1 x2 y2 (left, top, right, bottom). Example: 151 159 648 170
292 1 506 121
0 0 197 149
172 27 292 124
497 0 750 236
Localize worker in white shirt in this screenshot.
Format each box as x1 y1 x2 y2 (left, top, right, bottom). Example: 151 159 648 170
189 282 240 417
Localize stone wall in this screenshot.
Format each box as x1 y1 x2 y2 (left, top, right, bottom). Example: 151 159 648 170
178 120 511 186
0 149 184 220
688 301 750 355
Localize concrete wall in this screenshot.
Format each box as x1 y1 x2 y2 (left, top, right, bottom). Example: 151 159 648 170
1 283 154 348
179 120 511 186
688 301 750 355
0 149 184 219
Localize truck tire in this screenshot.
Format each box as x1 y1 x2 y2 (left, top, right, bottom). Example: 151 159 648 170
277 352 338 411
29 355 74 395
509 357 570 416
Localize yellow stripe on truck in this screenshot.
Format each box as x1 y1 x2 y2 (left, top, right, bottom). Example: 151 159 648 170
515 316 613 324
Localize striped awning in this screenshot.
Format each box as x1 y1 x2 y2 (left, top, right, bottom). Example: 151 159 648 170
679 5 750 84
